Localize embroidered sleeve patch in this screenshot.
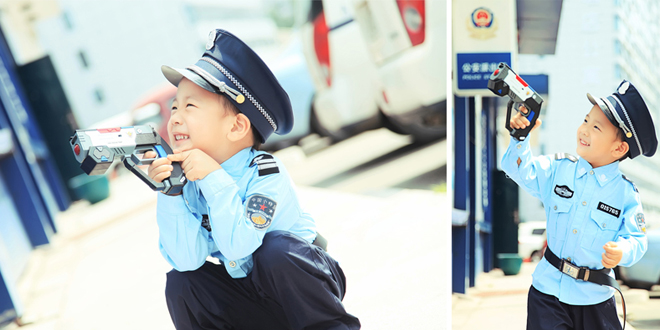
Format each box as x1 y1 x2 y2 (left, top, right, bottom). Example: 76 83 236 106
636 213 646 233
597 202 621 218
245 194 277 230
554 185 574 199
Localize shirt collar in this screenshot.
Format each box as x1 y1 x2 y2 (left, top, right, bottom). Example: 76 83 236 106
220 147 253 179
576 157 620 186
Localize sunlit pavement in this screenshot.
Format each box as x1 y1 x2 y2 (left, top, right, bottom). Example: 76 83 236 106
11 160 448 329
452 261 641 330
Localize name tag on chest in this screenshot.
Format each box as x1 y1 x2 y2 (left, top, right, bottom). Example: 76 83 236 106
597 202 621 218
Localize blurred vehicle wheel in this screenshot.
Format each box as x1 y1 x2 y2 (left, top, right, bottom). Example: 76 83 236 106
381 100 446 143
310 106 346 142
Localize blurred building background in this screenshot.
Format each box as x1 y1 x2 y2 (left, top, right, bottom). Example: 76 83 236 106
516 0 660 229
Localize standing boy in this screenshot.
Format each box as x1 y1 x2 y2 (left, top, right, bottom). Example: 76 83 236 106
146 29 360 330
501 80 657 329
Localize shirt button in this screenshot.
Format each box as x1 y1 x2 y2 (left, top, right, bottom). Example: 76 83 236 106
517 144 521 149
603 223 607 228
582 201 587 206
229 261 237 268
589 170 594 175
567 257 572 262
573 229 578 234
553 205 557 210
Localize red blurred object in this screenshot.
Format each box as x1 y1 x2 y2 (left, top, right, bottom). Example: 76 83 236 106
130 83 177 143
396 0 425 46
313 11 331 86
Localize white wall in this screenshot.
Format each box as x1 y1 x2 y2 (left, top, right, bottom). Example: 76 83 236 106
36 0 200 128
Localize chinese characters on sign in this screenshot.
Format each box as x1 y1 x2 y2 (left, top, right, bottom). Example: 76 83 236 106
460 62 500 81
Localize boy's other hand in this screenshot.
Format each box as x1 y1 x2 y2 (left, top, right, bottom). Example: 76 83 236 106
145 150 174 183
601 241 623 268
168 149 221 181
510 106 542 132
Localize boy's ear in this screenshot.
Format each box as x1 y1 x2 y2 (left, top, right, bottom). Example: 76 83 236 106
613 140 630 158
227 113 251 142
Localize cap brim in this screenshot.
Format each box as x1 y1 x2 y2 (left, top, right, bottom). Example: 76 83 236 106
587 92 614 114
161 65 216 94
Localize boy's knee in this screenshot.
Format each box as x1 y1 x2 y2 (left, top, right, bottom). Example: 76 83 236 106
255 231 305 268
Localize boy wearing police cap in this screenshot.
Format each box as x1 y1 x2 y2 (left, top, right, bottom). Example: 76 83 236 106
502 80 657 330
145 29 360 329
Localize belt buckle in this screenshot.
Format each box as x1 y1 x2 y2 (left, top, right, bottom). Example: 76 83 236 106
561 259 580 279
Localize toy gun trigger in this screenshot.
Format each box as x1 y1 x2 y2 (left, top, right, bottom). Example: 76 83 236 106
157 138 187 195
506 100 540 141
123 155 170 193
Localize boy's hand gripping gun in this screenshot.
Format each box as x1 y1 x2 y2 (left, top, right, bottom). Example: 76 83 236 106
487 62 544 141
69 125 186 196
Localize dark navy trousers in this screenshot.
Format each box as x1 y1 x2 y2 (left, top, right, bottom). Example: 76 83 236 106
165 231 361 330
527 285 622 330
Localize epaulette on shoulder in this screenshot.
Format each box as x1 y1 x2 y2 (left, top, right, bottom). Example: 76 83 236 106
622 174 639 193
554 152 578 162
249 153 279 176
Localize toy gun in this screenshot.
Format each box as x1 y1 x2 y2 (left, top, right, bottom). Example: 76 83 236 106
487 62 544 141
69 125 186 196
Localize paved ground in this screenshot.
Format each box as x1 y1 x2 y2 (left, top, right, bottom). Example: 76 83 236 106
7 166 450 329
452 261 655 330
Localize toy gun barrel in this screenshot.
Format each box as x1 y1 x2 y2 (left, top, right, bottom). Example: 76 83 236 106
69 125 186 196
487 62 544 141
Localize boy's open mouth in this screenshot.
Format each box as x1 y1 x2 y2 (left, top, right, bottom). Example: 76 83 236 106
579 138 590 147
174 134 190 141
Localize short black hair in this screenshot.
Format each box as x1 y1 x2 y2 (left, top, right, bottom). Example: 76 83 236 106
217 94 262 150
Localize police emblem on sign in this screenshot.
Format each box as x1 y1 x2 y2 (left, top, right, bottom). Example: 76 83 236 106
554 185 574 199
636 213 646 233
245 194 276 230
467 7 498 40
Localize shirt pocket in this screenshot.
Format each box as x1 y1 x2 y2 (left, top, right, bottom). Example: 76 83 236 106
547 197 573 240
582 209 620 251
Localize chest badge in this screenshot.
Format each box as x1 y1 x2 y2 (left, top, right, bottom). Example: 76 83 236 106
245 194 276 230
597 202 621 218
554 185 574 199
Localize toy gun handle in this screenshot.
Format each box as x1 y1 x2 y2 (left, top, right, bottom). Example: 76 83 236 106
488 62 543 141
505 100 541 141
122 139 186 196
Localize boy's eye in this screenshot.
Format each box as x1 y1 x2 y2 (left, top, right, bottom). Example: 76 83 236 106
186 103 196 108
594 125 601 131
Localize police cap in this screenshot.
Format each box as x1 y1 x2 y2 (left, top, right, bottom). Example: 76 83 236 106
161 29 293 143
587 80 658 159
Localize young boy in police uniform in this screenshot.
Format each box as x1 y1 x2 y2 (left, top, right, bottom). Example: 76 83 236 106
145 29 360 330
502 80 657 330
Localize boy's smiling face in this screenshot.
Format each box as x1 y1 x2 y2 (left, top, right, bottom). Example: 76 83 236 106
167 78 236 163
576 104 628 168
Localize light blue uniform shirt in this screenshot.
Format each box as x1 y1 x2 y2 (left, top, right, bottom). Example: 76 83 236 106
156 147 317 278
501 137 647 305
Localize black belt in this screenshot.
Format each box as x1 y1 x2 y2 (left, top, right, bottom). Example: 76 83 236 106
544 248 626 329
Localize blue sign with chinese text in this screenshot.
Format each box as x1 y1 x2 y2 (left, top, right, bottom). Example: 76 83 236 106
456 53 511 90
